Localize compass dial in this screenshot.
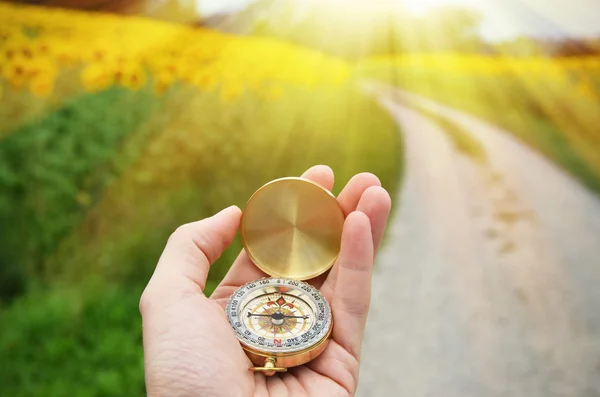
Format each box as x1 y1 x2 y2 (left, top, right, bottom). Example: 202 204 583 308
226 278 332 354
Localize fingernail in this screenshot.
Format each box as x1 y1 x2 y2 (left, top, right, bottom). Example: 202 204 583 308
220 205 241 215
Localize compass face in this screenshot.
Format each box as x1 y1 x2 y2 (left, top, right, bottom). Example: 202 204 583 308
226 278 332 354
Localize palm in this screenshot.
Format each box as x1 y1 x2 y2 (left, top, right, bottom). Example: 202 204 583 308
141 166 391 397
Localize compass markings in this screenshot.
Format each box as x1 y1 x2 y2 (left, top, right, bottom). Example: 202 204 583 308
228 278 331 353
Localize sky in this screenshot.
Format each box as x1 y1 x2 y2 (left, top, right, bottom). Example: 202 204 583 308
412 0 600 41
198 0 253 15
197 0 600 42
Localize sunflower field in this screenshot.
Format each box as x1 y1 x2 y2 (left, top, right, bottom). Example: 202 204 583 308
0 4 403 395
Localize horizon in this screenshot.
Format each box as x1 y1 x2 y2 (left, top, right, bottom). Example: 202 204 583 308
197 0 600 42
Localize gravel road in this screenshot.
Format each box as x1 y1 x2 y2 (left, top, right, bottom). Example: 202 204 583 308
356 85 600 397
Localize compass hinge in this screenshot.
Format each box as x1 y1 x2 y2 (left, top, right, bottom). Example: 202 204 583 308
249 357 287 376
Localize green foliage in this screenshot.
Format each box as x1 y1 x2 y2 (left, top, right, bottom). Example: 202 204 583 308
43 83 402 288
0 283 146 396
364 66 600 193
0 87 161 301
0 81 402 395
407 102 487 165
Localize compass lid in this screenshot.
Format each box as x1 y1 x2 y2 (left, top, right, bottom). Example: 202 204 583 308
240 177 345 281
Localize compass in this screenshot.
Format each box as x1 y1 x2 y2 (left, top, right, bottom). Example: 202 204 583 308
225 177 344 375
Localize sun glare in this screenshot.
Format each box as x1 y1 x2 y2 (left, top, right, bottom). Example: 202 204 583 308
402 0 466 14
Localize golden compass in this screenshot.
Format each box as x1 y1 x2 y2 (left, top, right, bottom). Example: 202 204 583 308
225 177 344 375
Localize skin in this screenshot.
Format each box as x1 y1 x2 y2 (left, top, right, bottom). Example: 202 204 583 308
140 165 392 397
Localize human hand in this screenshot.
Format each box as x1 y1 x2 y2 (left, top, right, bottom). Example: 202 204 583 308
140 165 392 397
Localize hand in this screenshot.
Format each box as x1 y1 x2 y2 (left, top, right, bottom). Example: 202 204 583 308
140 165 392 397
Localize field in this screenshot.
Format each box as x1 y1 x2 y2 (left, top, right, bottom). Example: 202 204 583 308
0 4 403 396
359 54 600 192
3 2 600 395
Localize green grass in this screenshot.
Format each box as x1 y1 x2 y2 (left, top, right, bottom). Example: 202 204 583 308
361 63 600 193
0 283 145 397
43 83 403 288
0 71 85 139
0 86 164 301
0 80 403 396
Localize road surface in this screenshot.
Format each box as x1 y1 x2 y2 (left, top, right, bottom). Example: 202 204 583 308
357 85 600 397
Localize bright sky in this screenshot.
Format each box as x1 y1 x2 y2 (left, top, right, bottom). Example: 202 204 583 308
403 0 600 41
197 0 600 41
198 0 253 15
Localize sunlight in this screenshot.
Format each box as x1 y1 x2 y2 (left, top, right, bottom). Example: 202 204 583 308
402 0 482 14
402 0 449 13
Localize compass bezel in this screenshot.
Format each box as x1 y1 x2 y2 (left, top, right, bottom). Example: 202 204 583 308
226 278 332 355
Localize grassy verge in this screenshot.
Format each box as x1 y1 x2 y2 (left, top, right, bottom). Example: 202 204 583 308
0 81 403 396
0 283 145 397
401 99 487 165
0 86 164 301
0 7 403 394
359 59 600 193
44 83 403 287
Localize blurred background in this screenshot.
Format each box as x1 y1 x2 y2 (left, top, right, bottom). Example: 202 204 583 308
0 0 598 396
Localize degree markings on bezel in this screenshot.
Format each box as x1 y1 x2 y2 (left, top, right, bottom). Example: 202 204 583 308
225 278 332 354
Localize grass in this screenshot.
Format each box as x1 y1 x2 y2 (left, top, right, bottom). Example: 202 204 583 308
0 7 404 394
360 60 600 193
0 283 146 397
0 86 164 300
399 99 487 165
43 83 403 286
0 79 403 396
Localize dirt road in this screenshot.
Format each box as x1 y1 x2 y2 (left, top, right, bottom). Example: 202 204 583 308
357 86 600 397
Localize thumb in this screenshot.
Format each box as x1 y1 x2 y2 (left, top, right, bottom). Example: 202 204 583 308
145 205 242 297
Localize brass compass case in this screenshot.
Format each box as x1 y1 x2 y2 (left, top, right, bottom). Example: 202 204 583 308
225 177 344 375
